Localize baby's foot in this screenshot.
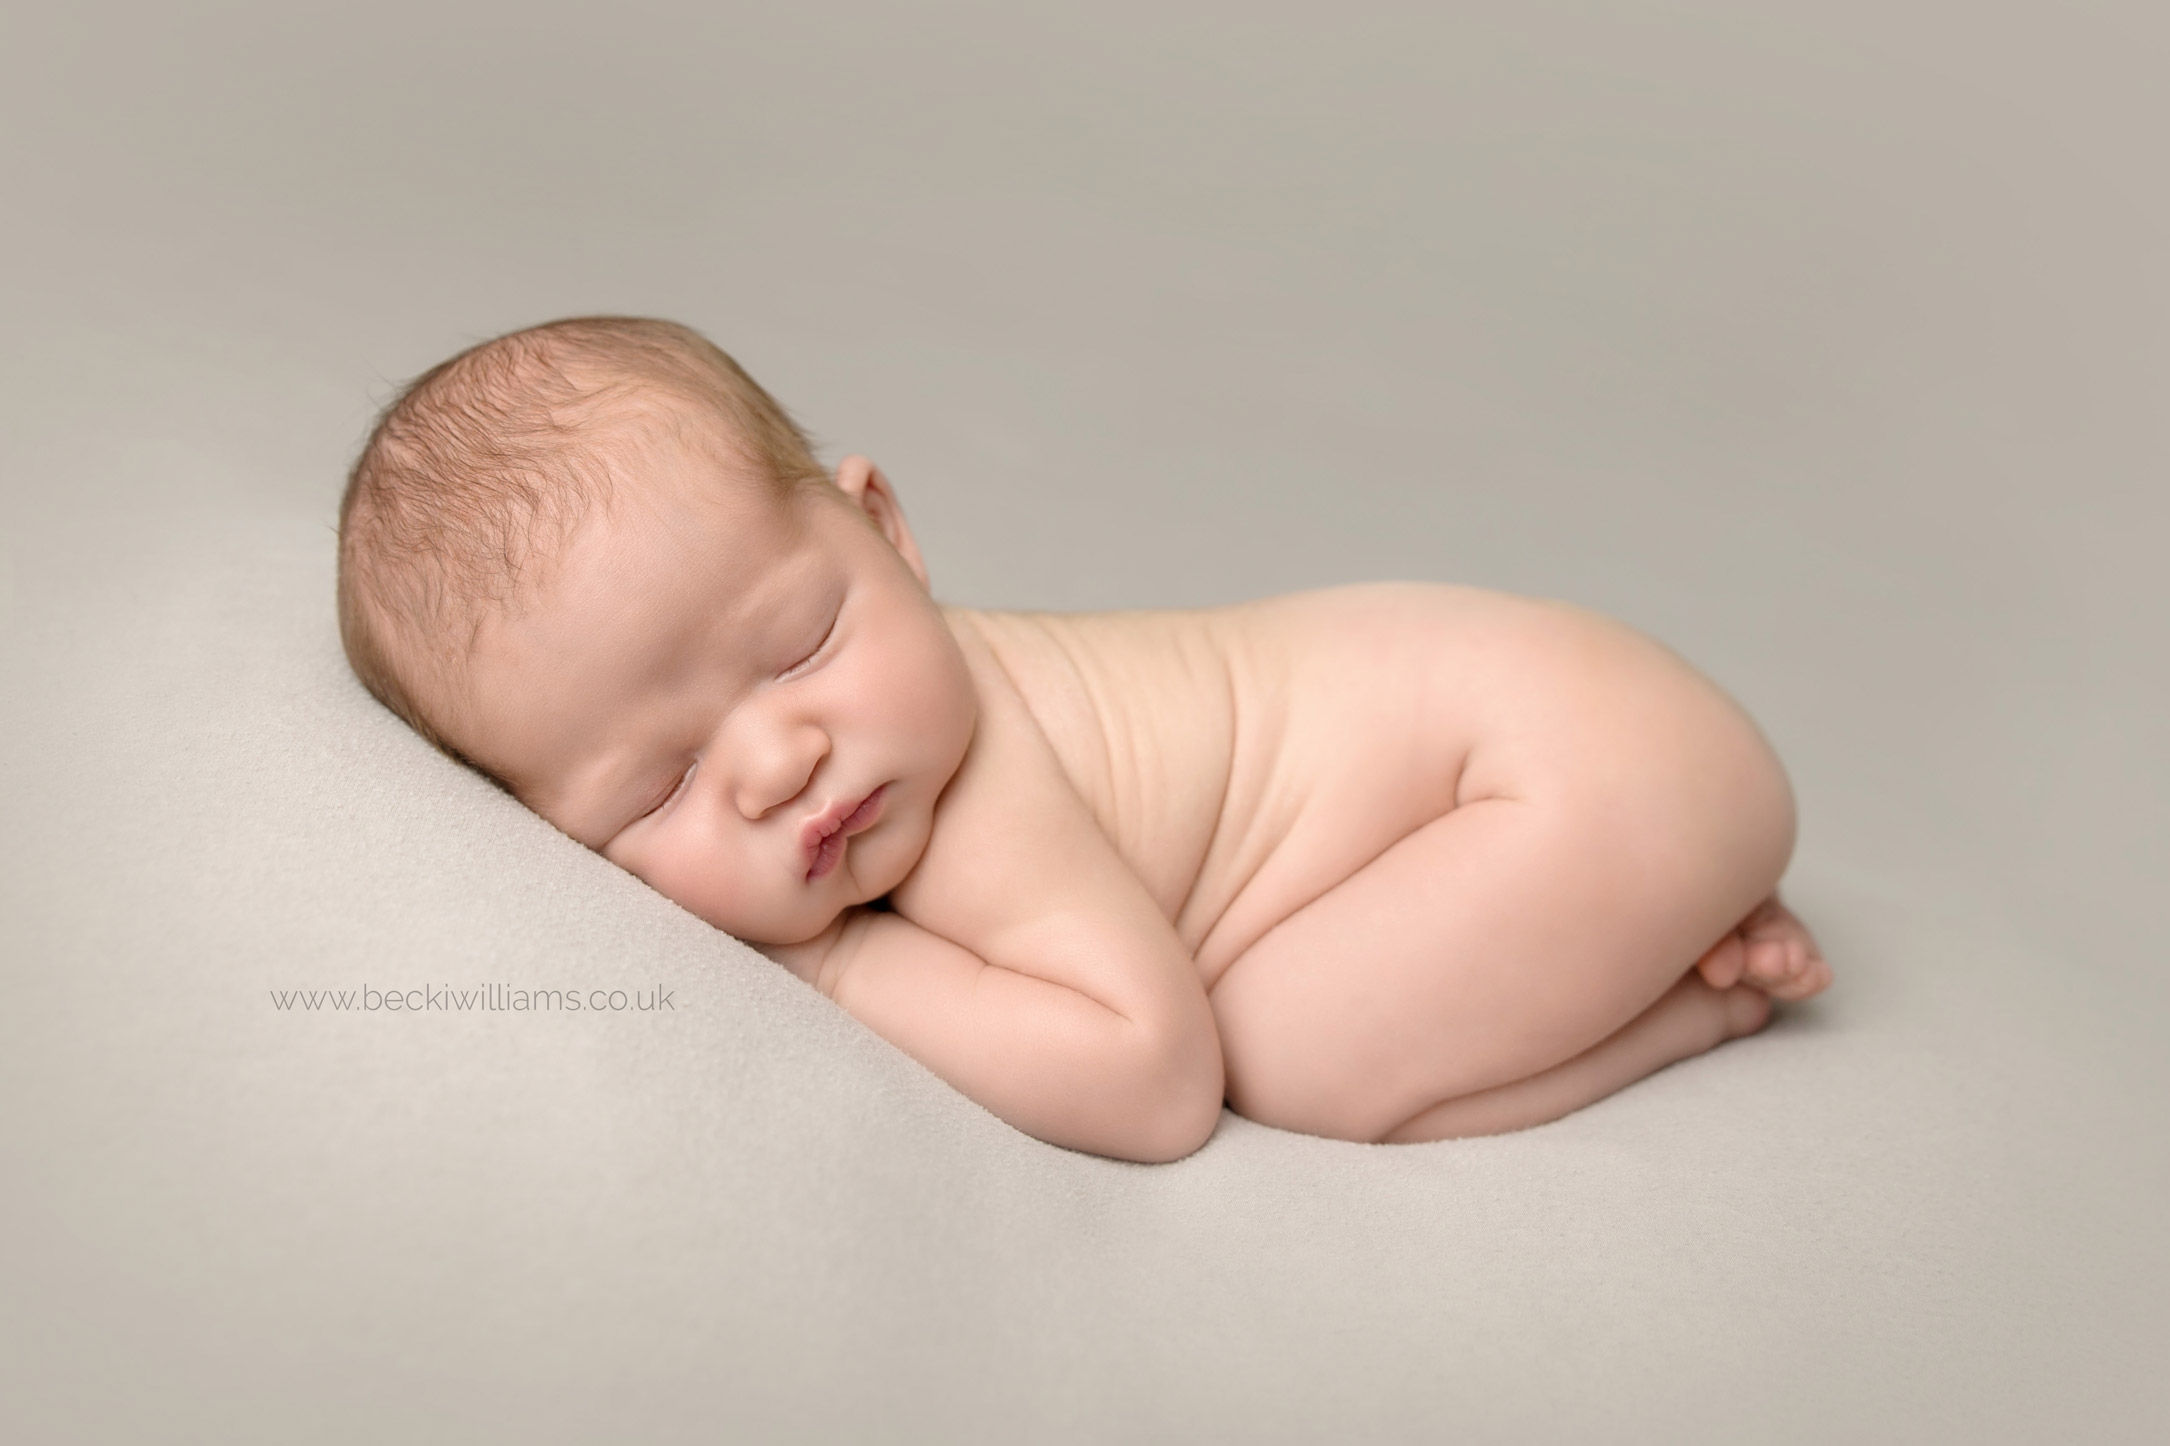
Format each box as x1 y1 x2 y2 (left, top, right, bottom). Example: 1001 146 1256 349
1693 896 1832 1001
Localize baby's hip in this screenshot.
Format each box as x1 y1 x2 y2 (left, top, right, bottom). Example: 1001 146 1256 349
1192 581 1782 983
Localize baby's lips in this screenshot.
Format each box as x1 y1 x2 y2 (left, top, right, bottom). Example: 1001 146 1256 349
805 829 845 882
801 784 887 880
841 784 887 835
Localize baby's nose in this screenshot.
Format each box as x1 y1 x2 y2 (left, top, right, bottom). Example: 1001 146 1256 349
729 717 830 821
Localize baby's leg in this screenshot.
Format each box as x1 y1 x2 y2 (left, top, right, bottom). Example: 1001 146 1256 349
1211 780 1800 1143
1381 970 1770 1142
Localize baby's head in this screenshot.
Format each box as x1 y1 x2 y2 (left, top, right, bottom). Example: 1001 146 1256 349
338 317 976 945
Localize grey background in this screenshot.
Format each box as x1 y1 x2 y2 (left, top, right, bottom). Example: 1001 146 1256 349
3 2 2164 1441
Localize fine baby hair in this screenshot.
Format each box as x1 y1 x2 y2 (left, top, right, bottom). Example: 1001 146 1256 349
337 316 821 760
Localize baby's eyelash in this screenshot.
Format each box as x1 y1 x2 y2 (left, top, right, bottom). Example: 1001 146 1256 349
643 762 695 819
783 612 840 677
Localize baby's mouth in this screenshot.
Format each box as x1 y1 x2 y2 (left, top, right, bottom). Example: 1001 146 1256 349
803 784 888 882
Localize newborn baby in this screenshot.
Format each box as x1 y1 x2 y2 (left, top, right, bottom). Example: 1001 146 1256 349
338 316 1831 1163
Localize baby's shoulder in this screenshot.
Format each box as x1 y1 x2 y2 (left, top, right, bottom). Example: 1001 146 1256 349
942 601 1235 791
942 602 1240 918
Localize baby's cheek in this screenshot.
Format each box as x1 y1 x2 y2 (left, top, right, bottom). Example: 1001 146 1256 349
683 852 834 948
627 841 750 936
917 638 978 762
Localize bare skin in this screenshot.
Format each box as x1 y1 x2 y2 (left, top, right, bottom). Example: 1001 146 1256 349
443 434 1831 1160
959 590 1829 1145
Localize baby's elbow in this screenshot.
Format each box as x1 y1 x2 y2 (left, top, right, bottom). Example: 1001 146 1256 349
1128 1093 1225 1164
1113 1018 1226 1164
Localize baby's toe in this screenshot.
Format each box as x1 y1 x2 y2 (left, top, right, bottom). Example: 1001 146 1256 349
1795 953 1834 999
1768 948 1832 1001
1741 932 1796 985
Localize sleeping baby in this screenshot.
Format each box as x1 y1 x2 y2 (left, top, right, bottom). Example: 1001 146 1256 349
336 316 1831 1163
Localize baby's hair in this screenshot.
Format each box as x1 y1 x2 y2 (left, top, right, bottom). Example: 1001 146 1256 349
337 315 824 757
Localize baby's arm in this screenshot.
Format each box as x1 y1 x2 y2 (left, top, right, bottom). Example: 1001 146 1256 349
764 630 1225 1162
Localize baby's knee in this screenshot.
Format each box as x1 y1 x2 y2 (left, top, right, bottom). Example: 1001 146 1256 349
1525 721 1795 977
1696 705 1797 904
1614 680 1798 919
1517 605 1799 913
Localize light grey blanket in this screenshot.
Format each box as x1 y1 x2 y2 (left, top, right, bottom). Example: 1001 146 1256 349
5 3 2164 1441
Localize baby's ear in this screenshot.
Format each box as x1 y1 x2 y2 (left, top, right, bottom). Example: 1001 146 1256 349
832 455 931 590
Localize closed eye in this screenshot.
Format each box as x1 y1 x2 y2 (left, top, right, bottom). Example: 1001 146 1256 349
636 761 696 822
781 610 840 678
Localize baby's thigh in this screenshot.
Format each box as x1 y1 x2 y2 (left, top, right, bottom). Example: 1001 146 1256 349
1210 690 1796 1142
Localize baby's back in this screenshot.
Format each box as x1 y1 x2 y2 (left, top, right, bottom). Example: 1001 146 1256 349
955 582 1632 987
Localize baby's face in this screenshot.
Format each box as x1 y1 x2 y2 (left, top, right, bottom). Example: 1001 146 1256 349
449 450 976 945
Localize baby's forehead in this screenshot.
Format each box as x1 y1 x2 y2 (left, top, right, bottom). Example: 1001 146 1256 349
553 460 834 612
475 484 795 685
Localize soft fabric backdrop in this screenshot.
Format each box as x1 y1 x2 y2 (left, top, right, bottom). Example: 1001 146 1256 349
3 3 2164 1441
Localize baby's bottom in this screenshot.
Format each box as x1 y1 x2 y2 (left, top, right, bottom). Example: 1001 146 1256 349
1208 787 1830 1145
